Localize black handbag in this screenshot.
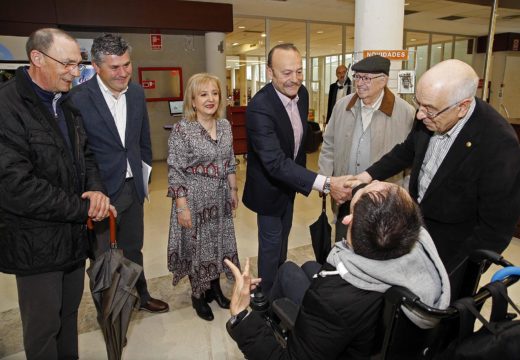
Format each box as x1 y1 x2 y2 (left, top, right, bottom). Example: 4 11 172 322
437 281 520 359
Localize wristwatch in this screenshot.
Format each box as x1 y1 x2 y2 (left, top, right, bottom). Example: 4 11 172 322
226 309 249 332
322 177 331 195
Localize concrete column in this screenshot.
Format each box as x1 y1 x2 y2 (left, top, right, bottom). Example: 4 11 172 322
205 32 227 100
354 0 405 92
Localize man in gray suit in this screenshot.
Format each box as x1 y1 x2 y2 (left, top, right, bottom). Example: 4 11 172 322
70 33 168 313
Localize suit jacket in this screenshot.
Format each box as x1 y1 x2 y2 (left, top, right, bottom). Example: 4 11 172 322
326 79 352 122
366 97 520 271
242 83 317 216
229 265 383 360
69 75 152 203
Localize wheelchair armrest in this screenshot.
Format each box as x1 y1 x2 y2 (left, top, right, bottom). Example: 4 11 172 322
470 249 513 267
272 298 300 331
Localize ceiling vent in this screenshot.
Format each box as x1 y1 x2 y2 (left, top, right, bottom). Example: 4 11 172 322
405 10 419 15
438 15 466 21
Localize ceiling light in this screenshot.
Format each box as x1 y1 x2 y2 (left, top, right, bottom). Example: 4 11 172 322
278 40 284 43
261 33 266 37
437 46 442 49
410 38 417 42
238 26 245 29
404 2 410 5
317 30 324 34
232 42 239 46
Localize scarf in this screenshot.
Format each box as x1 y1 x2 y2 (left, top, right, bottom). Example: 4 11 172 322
326 227 450 329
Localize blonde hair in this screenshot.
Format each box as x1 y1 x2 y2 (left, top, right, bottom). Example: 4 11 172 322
183 73 224 121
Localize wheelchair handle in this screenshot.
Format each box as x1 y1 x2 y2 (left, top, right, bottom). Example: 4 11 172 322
491 266 520 282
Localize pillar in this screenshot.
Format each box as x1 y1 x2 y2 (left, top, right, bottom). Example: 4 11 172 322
354 0 405 92
205 32 227 100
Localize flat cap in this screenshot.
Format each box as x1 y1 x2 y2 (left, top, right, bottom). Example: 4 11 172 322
351 55 390 75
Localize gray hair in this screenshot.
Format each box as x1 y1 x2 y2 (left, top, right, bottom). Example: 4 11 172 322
451 72 479 101
26 28 76 58
91 33 132 65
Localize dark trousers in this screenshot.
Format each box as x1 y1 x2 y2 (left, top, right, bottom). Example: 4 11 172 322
257 200 294 294
94 179 150 305
16 265 85 360
270 261 322 305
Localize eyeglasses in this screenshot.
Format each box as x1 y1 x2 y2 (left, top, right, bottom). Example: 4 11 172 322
412 97 463 120
353 74 385 83
39 51 85 72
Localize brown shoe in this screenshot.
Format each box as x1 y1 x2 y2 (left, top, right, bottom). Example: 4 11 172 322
139 298 169 313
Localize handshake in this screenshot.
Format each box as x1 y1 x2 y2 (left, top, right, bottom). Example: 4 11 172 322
326 171 372 204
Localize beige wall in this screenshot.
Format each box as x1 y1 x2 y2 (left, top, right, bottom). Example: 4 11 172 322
472 51 520 120
72 31 207 160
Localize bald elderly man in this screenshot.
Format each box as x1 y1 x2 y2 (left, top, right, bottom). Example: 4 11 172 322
326 64 352 123
354 59 520 283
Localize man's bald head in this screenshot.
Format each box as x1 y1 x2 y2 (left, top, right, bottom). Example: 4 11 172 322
418 59 478 102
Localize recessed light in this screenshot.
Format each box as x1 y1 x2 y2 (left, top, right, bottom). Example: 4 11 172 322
261 33 266 37
410 38 417 42
437 46 442 49
404 2 410 5
317 30 324 34
238 26 245 29
337 43 342 46
278 40 284 43
232 42 239 46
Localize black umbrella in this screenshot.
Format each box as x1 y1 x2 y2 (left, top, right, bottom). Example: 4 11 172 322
86 213 142 360
309 195 332 264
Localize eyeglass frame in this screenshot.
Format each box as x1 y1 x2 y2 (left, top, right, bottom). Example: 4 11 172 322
353 73 386 83
39 50 85 72
412 96 466 120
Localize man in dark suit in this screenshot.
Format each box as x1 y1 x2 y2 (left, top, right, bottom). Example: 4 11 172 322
326 64 351 123
354 59 520 276
242 44 350 293
70 34 168 313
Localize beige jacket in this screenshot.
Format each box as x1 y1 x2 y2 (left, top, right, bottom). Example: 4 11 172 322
318 87 415 212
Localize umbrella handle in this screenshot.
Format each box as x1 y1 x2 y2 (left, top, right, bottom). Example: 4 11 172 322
86 210 117 248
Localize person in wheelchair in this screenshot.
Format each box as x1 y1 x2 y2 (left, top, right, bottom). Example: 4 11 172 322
225 181 450 360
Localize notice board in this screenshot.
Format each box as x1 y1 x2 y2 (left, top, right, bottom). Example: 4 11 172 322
138 67 183 102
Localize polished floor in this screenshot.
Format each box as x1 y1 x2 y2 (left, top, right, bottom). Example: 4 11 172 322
1 152 519 359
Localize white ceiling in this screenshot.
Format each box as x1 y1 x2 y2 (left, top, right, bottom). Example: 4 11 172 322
192 0 520 57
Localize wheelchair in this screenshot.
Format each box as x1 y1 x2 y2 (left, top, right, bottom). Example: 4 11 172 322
257 249 519 359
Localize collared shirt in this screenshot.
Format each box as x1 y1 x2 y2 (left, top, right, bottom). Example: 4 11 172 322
335 81 347 104
275 88 303 158
360 90 384 131
274 87 326 192
417 99 476 202
96 76 133 178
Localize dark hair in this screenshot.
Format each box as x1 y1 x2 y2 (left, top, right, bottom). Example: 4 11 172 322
26 28 75 58
267 43 299 68
91 33 131 65
350 185 422 260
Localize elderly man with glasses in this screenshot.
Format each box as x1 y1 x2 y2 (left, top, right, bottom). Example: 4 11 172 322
0 28 113 359
319 55 415 242
354 59 520 283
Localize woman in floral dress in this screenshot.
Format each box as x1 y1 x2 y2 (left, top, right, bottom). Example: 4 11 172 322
167 73 240 321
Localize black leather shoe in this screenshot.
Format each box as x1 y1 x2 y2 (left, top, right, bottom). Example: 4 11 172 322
139 298 169 313
192 295 214 321
206 281 231 309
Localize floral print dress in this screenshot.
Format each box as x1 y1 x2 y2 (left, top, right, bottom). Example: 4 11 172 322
167 118 240 296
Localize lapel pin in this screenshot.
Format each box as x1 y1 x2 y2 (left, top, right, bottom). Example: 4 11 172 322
466 141 472 148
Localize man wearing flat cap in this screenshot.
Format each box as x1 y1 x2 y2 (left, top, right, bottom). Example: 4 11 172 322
319 55 415 241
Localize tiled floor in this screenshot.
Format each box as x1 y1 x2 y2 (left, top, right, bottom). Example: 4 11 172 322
1 152 519 359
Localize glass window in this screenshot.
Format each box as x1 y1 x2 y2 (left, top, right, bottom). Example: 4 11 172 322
454 37 474 66
225 17 266 105
416 45 428 80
